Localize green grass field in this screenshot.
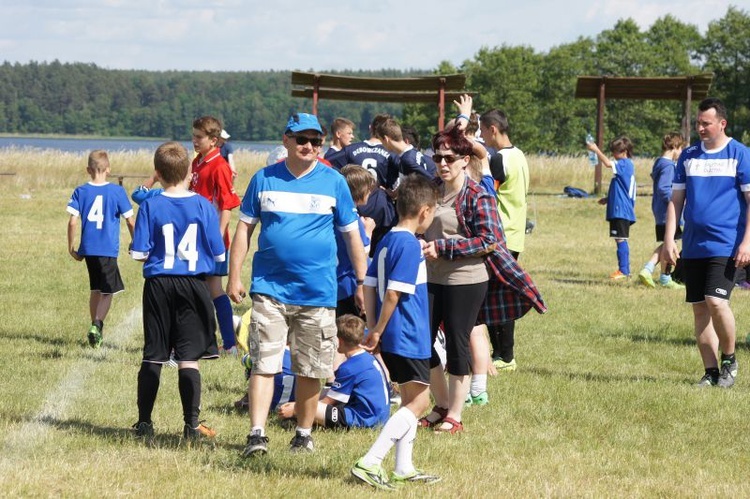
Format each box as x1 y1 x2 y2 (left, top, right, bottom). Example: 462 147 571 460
1 149 749 497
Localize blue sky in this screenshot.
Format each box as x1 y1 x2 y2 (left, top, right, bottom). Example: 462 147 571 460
1 0 741 71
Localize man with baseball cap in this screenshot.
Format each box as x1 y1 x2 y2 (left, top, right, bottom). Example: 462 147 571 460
217 129 237 177
228 113 367 456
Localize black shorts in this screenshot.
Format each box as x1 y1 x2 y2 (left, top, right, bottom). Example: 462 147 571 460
336 295 359 318
380 352 430 385
682 257 736 303
609 219 633 239
655 224 682 242
322 402 349 429
85 256 124 294
142 275 219 363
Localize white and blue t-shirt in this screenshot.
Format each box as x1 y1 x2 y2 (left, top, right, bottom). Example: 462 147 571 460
674 138 750 258
66 182 133 257
131 191 225 277
240 161 359 308
327 351 390 428
606 158 636 222
365 227 430 359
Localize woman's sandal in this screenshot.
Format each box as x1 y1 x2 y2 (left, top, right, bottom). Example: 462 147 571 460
434 416 463 434
417 406 448 428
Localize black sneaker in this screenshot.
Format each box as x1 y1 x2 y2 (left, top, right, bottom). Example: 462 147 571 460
242 433 269 457
289 431 314 453
132 421 154 438
696 372 718 387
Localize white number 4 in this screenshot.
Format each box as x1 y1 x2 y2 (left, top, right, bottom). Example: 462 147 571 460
87 195 104 229
162 223 199 271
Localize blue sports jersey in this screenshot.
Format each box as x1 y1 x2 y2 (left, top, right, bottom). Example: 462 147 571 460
131 186 163 206
651 157 675 225
327 351 390 428
131 191 225 277
66 182 134 257
365 228 431 359
606 158 636 222
240 161 359 307
336 217 370 300
674 139 750 258
330 140 399 189
398 146 437 181
270 348 296 410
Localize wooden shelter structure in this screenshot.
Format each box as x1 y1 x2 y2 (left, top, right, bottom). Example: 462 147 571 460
575 74 713 193
291 71 469 130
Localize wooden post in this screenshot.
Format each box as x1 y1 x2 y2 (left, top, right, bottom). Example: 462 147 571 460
312 74 320 116
438 78 446 131
683 77 693 141
594 78 606 195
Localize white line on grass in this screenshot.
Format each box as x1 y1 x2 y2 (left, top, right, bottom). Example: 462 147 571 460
0 306 141 469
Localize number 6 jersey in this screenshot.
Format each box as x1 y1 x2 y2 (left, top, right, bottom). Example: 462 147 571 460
131 191 225 277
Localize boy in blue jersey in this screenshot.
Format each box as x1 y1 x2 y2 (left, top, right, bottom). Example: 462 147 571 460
277 314 390 429
227 112 367 456
663 98 750 388
351 174 441 490
130 141 227 442
587 137 636 279
637 132 686 289
324 117 355 161
235 347 296 413
67 150 134 348
378 118 437 186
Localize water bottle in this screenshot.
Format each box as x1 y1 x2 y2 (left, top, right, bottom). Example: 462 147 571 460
586 132 598 166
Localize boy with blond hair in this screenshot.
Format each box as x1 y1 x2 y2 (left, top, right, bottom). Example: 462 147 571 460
67 150 134 348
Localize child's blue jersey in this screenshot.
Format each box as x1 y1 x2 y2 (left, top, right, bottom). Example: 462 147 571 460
131 185 164 206
327 351 390 428
330 141 399 189
651 157 675 225
398 146 437 181
606 158 636 222
336 218 370 300
270 348 296 410
239 161 359 308
131 191 225 277
674 138 750 258
365 228 430 359
66 182 133 257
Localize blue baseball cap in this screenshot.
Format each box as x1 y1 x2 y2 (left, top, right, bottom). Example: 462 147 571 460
285 113 322 134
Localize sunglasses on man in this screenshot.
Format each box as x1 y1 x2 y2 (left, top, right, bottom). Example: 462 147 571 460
287 134 323 147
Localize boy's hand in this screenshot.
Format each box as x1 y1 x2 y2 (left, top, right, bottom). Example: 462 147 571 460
361 329 382 352
453 94 473 118
277 402 295 419
661 240 679 267
226 279 247 304
69 248 83 261
422 240 439 260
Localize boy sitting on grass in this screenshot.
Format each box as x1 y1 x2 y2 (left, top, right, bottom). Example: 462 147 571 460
130 141 226 443
351 174 441 490
276 314 390 429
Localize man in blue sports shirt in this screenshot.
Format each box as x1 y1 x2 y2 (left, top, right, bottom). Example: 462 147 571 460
663 97 750 388
227 113 367 456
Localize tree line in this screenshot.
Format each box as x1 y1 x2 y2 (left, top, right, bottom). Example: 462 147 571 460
0 6 747 156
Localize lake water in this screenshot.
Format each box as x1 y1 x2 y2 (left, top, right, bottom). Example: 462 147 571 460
0 136 278 154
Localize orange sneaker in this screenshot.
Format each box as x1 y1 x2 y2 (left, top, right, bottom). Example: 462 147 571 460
609 270 628 280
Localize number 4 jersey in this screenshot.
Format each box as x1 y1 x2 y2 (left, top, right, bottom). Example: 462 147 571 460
67 182 134 257
131 191 225 277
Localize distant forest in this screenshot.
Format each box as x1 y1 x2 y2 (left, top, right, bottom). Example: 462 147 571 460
1 6 748 155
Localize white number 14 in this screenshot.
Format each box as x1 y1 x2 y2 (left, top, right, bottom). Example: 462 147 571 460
162 223 199 271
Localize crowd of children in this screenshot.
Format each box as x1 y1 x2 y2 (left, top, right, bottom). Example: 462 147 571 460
63 95 750 491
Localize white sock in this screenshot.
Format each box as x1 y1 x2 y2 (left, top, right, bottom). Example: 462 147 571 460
471 374 487 397
393 411 418 476
251 426 265 437
362 407 413 467
295 426 311 437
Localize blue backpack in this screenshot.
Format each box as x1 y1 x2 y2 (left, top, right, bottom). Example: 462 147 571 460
563 186 590 198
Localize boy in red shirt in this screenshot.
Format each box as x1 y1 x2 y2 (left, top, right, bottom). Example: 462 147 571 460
191 116 242 353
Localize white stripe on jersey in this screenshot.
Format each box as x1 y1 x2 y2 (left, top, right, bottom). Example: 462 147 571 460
684 158 738 177
258 190 336 215
388 280 416 295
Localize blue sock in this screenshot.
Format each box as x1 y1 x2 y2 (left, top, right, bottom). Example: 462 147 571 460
616 240 630 275
644 261 655 273
213 295 236 349
659 273 671 285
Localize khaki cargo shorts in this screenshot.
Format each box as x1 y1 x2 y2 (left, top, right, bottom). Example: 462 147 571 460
249 294 337 379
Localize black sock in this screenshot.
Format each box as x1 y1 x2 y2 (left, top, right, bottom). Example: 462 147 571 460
178 368 201 428
497 321 516 362
721 352 736 365
93 320 103 331
137 362 162 423
706 367 720 379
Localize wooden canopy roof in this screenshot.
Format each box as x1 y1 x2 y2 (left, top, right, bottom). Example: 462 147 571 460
291 71 469 129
